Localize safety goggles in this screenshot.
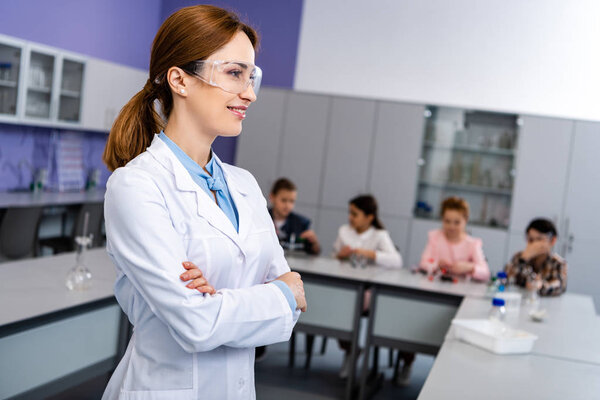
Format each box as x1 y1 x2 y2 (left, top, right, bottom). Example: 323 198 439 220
181 60 262 95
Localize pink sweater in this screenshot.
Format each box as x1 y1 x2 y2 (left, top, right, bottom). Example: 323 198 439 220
419 229 490 281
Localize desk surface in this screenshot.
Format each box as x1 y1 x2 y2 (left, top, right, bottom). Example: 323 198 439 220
287 255 383 283
288 255 489 298
417 339 600 400
451 294 600 365
0 189 105 208
0 249 115 326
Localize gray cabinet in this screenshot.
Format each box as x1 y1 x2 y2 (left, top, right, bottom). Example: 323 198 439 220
562 121 600 308
368 102 424 217
321 97 377 207
278 92 331 206
314 207 348 256
468 225 507 273
235 88 288 196
509 116 573 234
406 218 439 268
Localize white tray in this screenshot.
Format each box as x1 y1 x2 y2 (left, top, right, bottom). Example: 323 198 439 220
451 319 538 354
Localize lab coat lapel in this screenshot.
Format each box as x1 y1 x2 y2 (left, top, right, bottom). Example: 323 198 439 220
146 136 242 251
215 155 253 245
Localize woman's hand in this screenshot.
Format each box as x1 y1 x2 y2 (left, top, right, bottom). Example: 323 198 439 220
275 271 307 312
180 262 216 295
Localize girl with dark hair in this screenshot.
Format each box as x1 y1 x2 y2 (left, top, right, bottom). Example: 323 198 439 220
334 195 402 268
333 195 402 378
102 5 305 399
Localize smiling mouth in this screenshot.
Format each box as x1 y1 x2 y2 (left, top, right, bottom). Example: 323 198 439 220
227 106 247 118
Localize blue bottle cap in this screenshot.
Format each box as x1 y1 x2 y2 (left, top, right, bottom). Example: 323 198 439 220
492 298 505 307
497 271 507 279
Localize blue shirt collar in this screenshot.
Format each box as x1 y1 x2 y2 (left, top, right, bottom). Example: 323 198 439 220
158 131 218 177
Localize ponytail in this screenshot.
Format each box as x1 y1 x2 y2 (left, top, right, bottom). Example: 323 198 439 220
103 80 163 171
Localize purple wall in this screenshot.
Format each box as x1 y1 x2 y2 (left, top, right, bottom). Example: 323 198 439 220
160 0 304 88
0 0 304 186
0 0 161 70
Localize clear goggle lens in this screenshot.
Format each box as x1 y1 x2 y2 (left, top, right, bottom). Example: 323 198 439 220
183 60 262 95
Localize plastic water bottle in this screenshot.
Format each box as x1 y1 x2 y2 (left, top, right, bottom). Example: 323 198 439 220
496 272 508 292
489 298 507 323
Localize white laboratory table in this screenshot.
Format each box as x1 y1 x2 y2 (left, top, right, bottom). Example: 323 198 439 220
0 189 105 209
0 249 125 400
448 293 600 366
286 255 600 400
417 340 600 400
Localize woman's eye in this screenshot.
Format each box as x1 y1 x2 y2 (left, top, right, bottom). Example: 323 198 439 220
227 69 243 79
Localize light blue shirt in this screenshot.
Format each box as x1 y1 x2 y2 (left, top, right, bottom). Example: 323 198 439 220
159 132 239 232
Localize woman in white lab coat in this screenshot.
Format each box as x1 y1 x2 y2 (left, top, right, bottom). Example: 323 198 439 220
101 5 305 400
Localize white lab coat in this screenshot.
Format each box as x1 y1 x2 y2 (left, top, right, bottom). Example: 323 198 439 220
101 135 299 400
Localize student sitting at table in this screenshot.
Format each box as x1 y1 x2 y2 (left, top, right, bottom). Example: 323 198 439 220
419 196 490 281
269 178 321 255
257 178 320 362
333 194 402 378
334 194 402 268
504 218 567 296
391 197 492 386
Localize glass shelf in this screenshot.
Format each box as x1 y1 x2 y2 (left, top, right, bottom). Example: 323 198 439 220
0 43 21 116
418 181 513 196
414 107 519 229
422 141 515 157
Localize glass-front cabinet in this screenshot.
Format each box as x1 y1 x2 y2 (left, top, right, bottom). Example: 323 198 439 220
0 41 22 117
414 106 520 229
0 35 86 126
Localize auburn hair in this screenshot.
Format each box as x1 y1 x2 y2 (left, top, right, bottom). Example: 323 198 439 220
103 5 259 171
440 196 470 220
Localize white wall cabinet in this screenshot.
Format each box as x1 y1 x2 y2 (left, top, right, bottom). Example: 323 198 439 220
235 88 288 197
277 92 331 207
508 116 573 235
0 33 147 132
368 102 424 218
561 121 600 307
321 97 377 208
80 58 146 132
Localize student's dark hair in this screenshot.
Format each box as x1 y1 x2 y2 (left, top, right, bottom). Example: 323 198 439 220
349 195 384 230
103 5 259 171
526 218 558 238
270 178 297 195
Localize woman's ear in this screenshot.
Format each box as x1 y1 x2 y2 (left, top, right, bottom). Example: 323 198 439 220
167 66 188 97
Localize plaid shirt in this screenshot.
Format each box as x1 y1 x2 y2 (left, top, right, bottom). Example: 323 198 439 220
505 252 568 296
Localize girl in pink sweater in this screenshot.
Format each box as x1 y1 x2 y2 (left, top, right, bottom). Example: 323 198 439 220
419 197 490 281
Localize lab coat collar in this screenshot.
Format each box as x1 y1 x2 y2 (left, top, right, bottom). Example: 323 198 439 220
146 135 251 254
